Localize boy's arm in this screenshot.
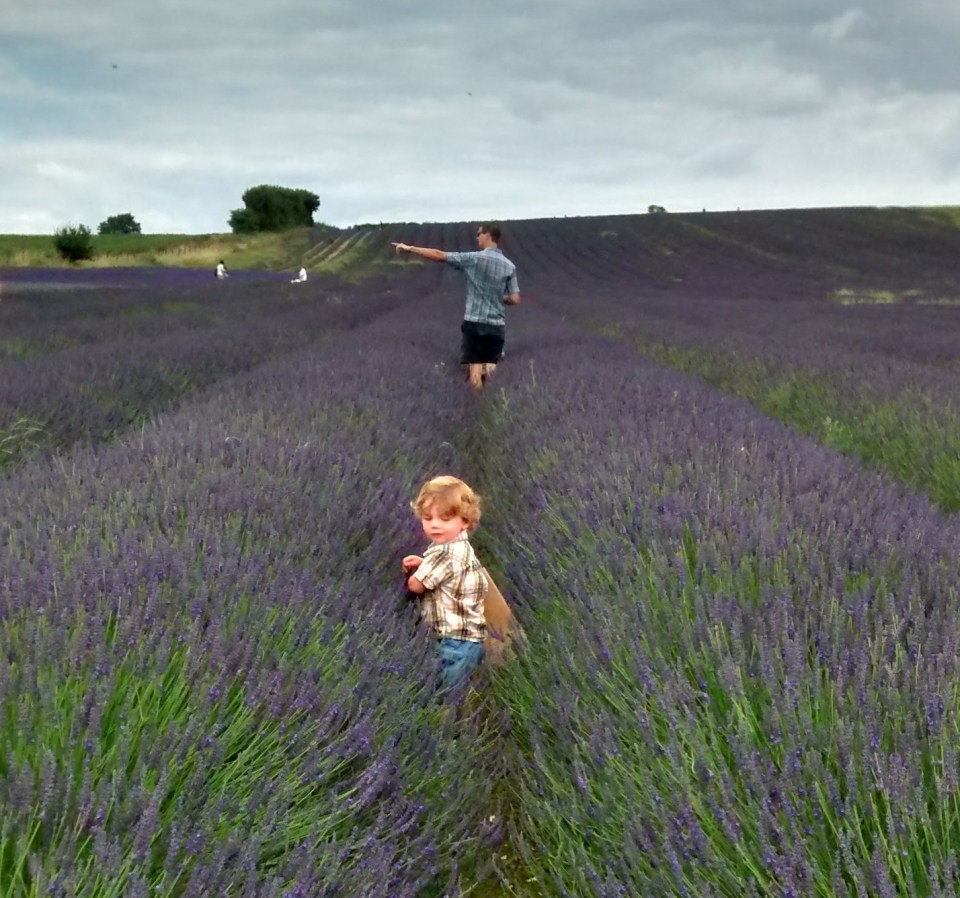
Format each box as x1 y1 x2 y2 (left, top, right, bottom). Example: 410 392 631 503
402 553 426 594
408 547 451 595
407 574 427 594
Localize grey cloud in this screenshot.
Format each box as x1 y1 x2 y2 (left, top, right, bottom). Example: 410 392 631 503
684 141 759 178
2 0 960 232
811 8 869 43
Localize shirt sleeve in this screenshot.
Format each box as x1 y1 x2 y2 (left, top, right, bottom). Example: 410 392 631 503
414 545 452 591
506 267 519 294
445 251 477 271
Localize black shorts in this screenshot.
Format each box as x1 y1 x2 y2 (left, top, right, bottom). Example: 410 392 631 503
460 321 505 365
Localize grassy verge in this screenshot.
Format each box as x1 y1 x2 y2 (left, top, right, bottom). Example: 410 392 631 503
597 329 960 513
0 229 323 270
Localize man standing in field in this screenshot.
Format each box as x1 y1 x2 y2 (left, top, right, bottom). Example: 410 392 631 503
393 223 520 390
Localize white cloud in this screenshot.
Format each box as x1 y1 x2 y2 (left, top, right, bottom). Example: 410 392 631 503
33 159 94 185
681 50 827 113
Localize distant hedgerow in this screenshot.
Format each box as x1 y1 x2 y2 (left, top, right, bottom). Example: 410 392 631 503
53 223 95 263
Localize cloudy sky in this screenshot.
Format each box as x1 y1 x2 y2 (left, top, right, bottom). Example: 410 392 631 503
2 0 960 233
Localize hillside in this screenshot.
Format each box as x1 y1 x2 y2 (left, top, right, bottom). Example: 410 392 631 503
378 205 960 297
3 207 960 291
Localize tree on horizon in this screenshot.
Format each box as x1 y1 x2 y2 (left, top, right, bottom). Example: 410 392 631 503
229 185 320 233
98 213 142 235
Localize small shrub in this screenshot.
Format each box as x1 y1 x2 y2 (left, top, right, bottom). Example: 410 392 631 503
53 224 95 263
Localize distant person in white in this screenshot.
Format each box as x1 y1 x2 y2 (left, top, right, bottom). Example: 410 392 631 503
215 260 229 279
290 267 308 283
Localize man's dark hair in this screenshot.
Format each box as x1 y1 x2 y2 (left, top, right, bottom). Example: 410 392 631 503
479 223 501 243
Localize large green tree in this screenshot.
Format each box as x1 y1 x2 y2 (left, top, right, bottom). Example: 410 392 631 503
98 213 142 235
228 185 320 233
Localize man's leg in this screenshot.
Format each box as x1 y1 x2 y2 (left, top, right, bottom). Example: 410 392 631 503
461 322 481 389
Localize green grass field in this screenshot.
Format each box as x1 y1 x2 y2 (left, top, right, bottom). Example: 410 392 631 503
0 229 322 270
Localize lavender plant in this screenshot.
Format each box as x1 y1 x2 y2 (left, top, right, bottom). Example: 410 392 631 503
493 213 960 511
0 296 504 896
0 270 436 470
474 310 960 896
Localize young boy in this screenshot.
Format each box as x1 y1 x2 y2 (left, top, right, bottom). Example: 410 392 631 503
402 476 487 689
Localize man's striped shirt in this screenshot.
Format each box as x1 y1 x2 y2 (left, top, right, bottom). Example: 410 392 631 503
445 247 519 327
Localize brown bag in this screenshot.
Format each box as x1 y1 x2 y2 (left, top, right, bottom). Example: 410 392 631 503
482 568 526 666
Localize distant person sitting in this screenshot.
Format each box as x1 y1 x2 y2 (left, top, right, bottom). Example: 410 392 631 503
290 267 307 283
215 260 229 279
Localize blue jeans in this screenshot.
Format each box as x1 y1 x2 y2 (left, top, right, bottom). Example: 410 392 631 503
437 638 484 689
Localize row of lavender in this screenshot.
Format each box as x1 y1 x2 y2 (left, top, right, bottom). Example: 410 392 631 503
468 307 960 896
562 282 960 510
595 294 960 514
0 289 504 896
0 272 431 470
484 214 960 512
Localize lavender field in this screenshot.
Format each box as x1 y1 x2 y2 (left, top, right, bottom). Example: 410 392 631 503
2 207 960 897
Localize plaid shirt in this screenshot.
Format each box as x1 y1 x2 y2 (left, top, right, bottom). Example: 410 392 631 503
415 532 487 642
445 248 519 327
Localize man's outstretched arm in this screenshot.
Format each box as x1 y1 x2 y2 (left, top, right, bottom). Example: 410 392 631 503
393 243 447 262
504 292 521 305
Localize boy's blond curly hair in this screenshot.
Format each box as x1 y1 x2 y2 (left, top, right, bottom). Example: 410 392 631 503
411 476 482 530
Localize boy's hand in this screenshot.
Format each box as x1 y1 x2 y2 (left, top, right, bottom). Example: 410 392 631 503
402 555 423 573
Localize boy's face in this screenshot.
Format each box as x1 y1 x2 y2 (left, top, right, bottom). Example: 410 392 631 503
420 503 470 545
